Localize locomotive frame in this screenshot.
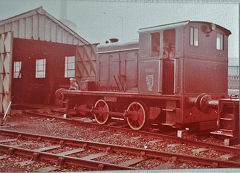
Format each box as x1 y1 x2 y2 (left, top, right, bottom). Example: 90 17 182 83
56 21 239 139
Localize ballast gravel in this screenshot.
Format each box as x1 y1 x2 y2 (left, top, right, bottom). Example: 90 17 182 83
0 109 230 171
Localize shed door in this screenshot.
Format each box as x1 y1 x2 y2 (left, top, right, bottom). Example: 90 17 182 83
0 32 13 115
75 44 97 82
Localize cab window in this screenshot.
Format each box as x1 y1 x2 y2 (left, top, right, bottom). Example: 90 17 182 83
190 27 198 46
151 32 160 57
216 33 224 50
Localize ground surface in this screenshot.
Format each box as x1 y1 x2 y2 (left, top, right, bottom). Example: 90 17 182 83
0 108 234 172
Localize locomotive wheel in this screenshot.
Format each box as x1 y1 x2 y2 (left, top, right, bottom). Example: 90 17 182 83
93 99 110 125
126 101 148 130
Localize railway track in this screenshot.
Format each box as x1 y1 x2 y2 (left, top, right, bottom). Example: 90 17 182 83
23 109 240 155
0 129 240 171
0 129 134 171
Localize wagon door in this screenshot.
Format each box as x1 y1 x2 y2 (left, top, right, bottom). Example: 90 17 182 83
125 51 138 90
0 32 13 116
98 54 109 88
109 54 120 89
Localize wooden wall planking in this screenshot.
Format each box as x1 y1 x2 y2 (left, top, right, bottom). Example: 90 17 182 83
0 25 4 34
19 18 25 38
45 18 51 42
12 21 19 38
0 11 87 45
63 31 67 43
39 15 45 41
4 23 11 32
26 17 33 39
73 37 78 45
32 15 38 40
50 21 57 42
56 26 62 43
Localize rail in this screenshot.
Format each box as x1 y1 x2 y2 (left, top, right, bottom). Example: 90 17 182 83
0 129 240 168
23 110 240 154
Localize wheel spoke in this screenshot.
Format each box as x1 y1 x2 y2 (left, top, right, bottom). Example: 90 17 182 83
137 107 142 114
135 120 140 127
137 112 144 126
134 104 139 112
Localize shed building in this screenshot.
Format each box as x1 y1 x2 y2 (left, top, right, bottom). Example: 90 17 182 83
0 7 96 115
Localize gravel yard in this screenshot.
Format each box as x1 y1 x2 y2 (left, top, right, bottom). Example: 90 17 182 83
0 109 234 171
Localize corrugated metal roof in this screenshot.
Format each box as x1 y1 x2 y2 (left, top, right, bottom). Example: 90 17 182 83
0 6 89 45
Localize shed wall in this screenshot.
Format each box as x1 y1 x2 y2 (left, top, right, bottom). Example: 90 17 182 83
12 38 76 104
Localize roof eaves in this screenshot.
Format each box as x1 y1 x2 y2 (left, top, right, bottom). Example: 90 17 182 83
0 6 41 25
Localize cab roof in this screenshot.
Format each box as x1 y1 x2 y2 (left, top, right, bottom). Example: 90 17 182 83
138 20 231 36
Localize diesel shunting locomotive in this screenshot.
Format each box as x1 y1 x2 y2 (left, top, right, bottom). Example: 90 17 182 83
56 21 239 140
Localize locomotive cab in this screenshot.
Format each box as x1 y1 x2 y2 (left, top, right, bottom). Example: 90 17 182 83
138 20 231 97
138 22 179 94
137 21 231 130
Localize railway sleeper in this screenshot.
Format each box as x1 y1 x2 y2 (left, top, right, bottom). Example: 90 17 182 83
1 130 240 169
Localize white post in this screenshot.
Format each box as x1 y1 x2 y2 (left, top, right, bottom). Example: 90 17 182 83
3 101 12 121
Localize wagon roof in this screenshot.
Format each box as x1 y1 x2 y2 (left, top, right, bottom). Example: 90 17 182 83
138 20 231 35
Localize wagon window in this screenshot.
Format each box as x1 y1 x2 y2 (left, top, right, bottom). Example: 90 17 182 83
64 56 75 78
13 61 21 78
151 32 160 57
190 27 198 46
35 58 46 78
216 33 224 50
